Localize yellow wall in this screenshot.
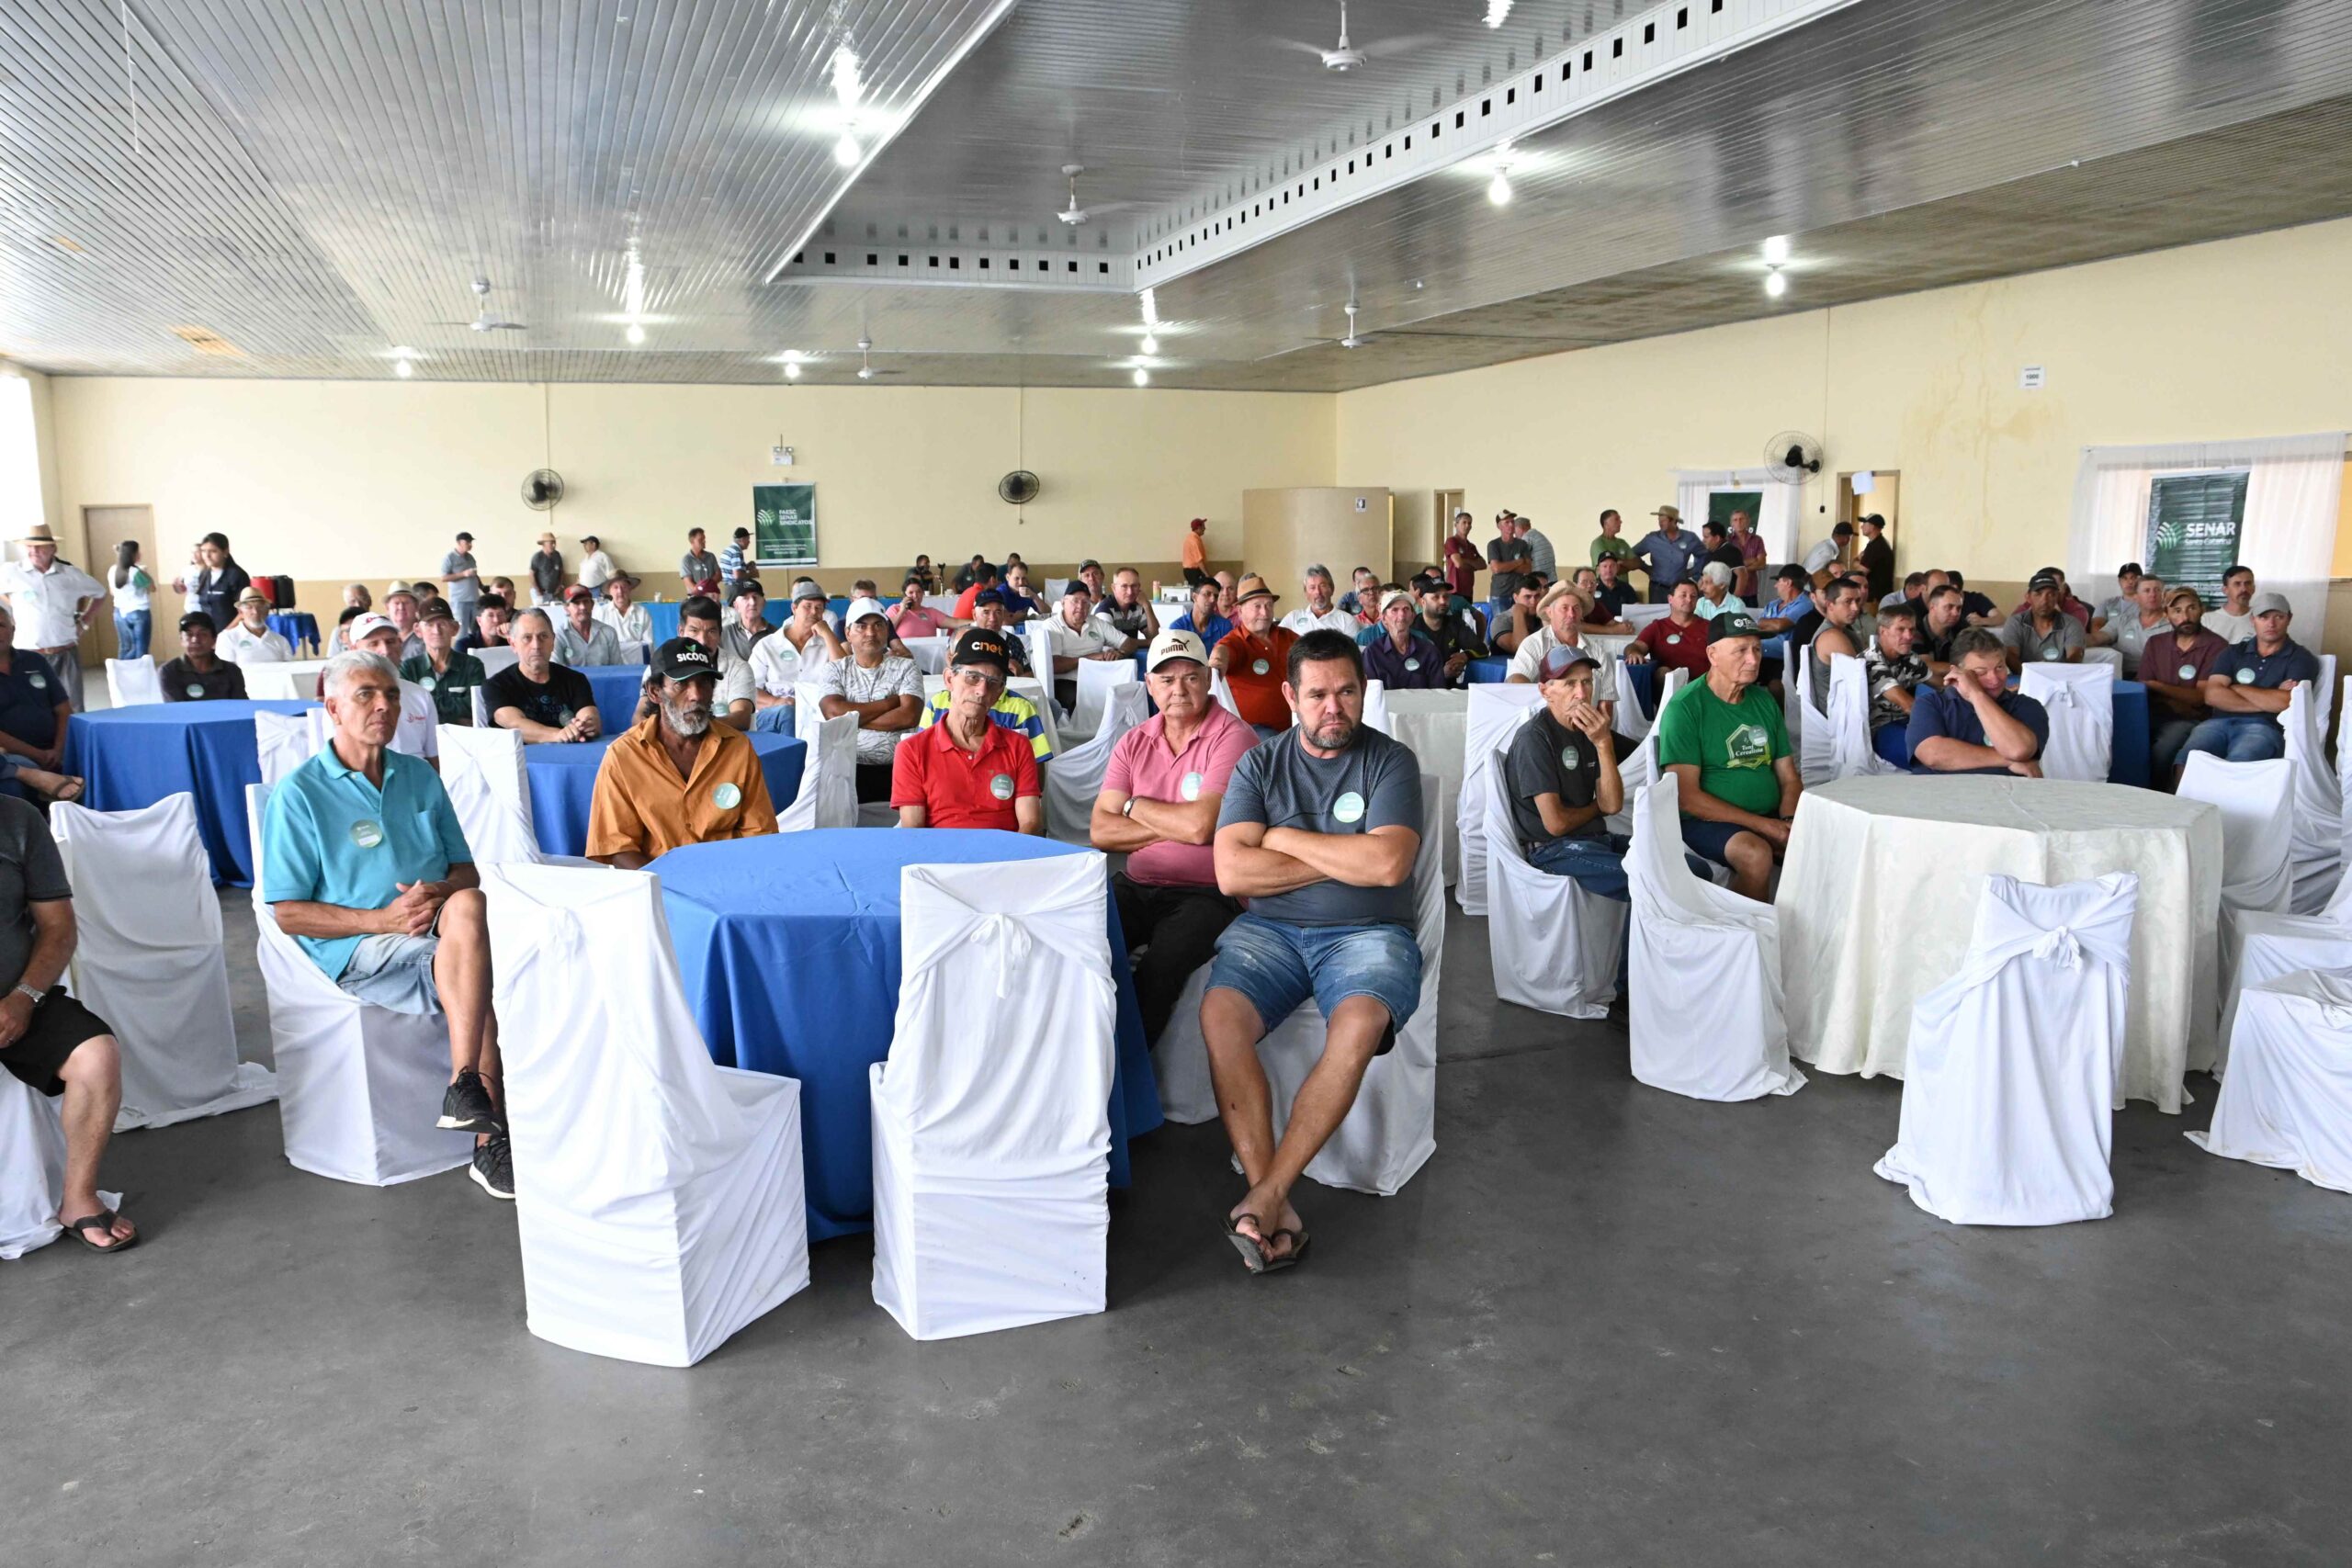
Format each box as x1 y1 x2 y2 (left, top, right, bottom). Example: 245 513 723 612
44 379 1333 586
1338 217 2352 581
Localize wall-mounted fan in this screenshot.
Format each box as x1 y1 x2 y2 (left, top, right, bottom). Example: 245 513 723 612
999 470 1042 505
1765 431 1825 481
522 468 565 510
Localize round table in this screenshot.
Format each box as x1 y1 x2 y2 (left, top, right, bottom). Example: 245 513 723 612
653 829 1162 1239
65 699 316 885
575 662 650 736
521 731 805 858
266 611 322 655
1777 774 2222 1111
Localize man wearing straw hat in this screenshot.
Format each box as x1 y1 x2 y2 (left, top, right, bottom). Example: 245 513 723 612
0 524 106 713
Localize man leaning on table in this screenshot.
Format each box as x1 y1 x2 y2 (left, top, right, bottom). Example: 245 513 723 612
892 628 1043 834
1652 611 1799 903
588 639 777 868
1905 627 2047 778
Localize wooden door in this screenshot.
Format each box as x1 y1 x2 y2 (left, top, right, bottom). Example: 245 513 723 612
78 504 163 663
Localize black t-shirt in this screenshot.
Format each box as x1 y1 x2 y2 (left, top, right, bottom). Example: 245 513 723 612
1503 709 1606 849
1704 543 1745 573
1590 581 1638 620
1859 536 1896 600
1960 591 1996 622
483 662 594 729
160 656 247 702
0 795 71 992
454 630 506 656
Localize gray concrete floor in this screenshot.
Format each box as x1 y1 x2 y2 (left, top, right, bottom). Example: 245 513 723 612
6 897 2351 1567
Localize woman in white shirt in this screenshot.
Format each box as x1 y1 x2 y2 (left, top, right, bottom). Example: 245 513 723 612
107 540 153 661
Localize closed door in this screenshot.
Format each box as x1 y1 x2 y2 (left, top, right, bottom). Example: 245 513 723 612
80 504 159 661
1433 489 1464 570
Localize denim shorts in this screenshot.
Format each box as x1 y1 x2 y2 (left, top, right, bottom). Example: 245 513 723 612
1680 817 1755 867
1205 912 1423 1042
336 932 444 1015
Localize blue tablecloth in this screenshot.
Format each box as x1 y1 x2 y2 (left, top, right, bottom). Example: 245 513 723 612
267 611 322 655
577 663 650 736
655 829 1163 1241
642 602 682 644
1467 656 1509 684
65 700 316 885
523 731 806 858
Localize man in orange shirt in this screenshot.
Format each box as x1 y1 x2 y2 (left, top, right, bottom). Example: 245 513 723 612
585 639 779 868
1182 517 1211 587
1210 573 1298 739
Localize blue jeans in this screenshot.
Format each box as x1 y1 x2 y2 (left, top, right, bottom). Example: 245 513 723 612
2181 713 2285 762
114 610 151 662
1206 912 1422 1038
1523 834 1630 900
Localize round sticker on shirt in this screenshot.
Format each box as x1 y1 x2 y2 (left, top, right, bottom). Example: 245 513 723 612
1404 657 1420 671
1179 771 1203 802
1666 633 1681 645
1559 745 1582 772
989 773 1016 801
2178 662 2198 681
28 673 45 690
2041 649 2060 660
418 674 437 692
1251 658 1270 676
713 782 742 809
2235 667 2256 683
349 819 385 850
187 682 207 698
1332 790 1367 825
555 708 575 726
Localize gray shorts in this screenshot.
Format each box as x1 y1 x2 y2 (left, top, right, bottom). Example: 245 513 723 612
336 932 444 1015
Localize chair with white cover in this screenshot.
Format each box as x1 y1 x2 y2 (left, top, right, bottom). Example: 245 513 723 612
2190 968 2352 1195
1454 683 1544 915
104 656 163 707
1625 774 1804 1100
1483 738 1628 1019
1791 645 1835 788
475 645 519 680
616 638 650 666
1875 874 2139 1225
779 711 859 832
0 1081 120 1260
469 686 492 728
1604 670 1694 840
1613 653 1656 742
902 636 952 675
1356 677 1392 737
50 795 274 1131
1150 778 1446 1196
1070 657 1142 741
436 724 543 865
1622 603 1670 630
1044 683 1149 844
243 784 475 1184
1826 654 1902 780
871 853 1116 1338
2177 753 2294 919
1210 667 1244 720
481 863 809 1364
1022 623 1056 700
2215 867 2352 1073
2018 661 2117 783
2279 682 2341 915
254 709 323 786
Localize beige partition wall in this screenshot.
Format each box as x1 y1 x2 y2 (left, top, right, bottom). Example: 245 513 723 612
1241 487 1393 603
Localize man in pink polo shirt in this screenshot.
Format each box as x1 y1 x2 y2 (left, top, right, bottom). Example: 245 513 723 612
1090 628 1261 1043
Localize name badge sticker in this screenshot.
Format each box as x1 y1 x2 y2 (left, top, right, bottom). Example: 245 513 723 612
1332 790 1367 825
989 773 1016 801
1180 771 1203 801
713 782 742 809
350 819 385 850
1251 659 1270 676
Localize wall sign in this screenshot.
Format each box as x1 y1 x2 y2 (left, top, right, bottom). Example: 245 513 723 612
752 482 818 566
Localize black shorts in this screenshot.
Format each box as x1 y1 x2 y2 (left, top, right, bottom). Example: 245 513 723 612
0 987 113 1097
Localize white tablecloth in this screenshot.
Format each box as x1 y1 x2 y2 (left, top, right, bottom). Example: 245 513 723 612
1382 689 1467 885
1778 775 2222 1112
240 660 333 702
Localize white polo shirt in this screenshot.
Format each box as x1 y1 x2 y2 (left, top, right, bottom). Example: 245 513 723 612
1 558 105 649
218 623 295 663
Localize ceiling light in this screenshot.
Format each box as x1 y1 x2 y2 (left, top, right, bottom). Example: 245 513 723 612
1132 367 1149 387
784 362 801 380
1140 333 1159 356
833 132 862 168
830 44 865 108
1487 171 1512 206
1764 268 1789 299
1761 233 1792 265
1485 2 1513 26
394 358 413 378
1140 287 1159 327
625 322 646 344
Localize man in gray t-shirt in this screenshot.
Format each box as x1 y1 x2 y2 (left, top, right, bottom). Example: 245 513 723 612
1204 628 1424 1278
441 533 481 632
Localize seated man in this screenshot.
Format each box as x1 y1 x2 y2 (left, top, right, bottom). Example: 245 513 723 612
1653 612 1799 902
1796 575 1868 712
401 601 488 728
1570 565 1633 637
587 638 778 867
1916 583 1968 670
817 597 924 802
1091 568 1160 655
161 612 248 701
1044 580 1124 715
891 628 1043 833
2202 564 2258 645
2142 586 2231 777
218 588 295 663
0 793 136 1250
1337 565 1381 618
455 593 509 656
1625 579 1711 680
1211 574 1300 738
1884 570 1928 613
1281 566 1357 637
1905 626 2047 777
1409 574 1487 687
1502 647 1628 897
1090 630 1257 1043
1506 582 1618 721
1488 575 1543 658
665 594 755 731
724 579 775 660
262 650 509 1199
1861 603 1929 766
2000 569 2086 671
484 608 600 743
379 582 428 663
1691 562 1747 623
1205 630 1422 1275
2184 592 2319 762
350 615 443 761
1361 585 1445 691
1169 579 1232 651
594 572 652 647
968 589 1035 677
553 584 625 666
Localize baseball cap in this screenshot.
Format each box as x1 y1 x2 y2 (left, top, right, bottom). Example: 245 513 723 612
177 611 215 634
420 599 458 625
651 637 717 682
1708 610 1764 644
349 613 398 644
1537 645 1600 681
972 586 1007 609
562 583 595 604
843 595 889 625
1147 628 1209 671
1061 579 1092 600
2249 591 2292 616
730 578 764 599
455 531 473 543
2028 568 2064 592
1234 572 1280 604
791 579 827 604
949 626 1012 674
2118 561 2144 577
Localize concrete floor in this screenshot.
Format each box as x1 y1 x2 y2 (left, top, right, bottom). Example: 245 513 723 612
6 898 2351 1567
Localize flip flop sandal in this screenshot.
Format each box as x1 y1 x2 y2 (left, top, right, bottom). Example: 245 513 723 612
1224 1213 1273 1274
61 1211 138 1256
1257 1229 1310 1274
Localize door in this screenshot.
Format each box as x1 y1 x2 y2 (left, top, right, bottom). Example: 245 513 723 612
79 504 159 664
1431 489 1465 576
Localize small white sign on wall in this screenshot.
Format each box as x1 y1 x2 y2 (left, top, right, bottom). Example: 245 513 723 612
2018 366 2046 390
771 444 796 466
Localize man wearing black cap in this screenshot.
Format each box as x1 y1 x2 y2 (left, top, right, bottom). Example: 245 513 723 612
441 531 481 635
1502 645 1629 897
892 628 1044 833
1652 611 1799 901
2089 563 2144 638
583 638 776 866
1999 570 2086 671
1855 514 1894 603
1803 521 1854 588
159 612 248 702
718 525 759 588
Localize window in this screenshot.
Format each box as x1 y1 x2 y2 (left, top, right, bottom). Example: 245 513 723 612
2143 470 2250 605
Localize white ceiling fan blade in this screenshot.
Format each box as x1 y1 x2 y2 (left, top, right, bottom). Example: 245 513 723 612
1362 33 1444 58
1270 37 1329 56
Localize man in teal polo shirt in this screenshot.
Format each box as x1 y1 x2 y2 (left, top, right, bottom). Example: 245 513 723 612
261 649 511 1200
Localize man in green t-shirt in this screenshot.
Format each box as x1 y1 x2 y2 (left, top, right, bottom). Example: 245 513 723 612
1651 610 1802 901
1589 508 1635 570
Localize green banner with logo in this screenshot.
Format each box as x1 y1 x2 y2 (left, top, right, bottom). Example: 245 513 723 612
2143 469 2247 605
752 483 817 567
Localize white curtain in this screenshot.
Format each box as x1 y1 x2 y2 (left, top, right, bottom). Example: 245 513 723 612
1673 467 1804 563
2068 432 2346 642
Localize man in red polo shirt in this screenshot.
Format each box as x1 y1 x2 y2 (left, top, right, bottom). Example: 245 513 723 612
1209 572 1298 738
890 628 1044 832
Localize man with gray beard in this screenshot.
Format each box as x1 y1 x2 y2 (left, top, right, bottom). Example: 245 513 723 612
586 638 778 868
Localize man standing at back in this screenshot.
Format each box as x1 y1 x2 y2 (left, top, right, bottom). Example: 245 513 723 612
1519 516 1556 583
1204 630 1423 1274
441 531 481 636
1855 513 1895 604
1630 505 1705 604
1487 517 1534 616
3 525 106 713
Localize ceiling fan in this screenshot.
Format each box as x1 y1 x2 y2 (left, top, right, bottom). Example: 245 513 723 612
426 276 526 333
1057 164 1138 226
854 337 903 380
1274 1 1439 72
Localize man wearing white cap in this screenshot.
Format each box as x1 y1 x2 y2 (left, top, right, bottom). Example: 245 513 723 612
817 597 924 802
217 588 296 664
1 525 106 712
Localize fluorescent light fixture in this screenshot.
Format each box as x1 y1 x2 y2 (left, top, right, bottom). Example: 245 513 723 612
829 44 865 109
1140 287 1159 327
1764 268 1788 299
1140 333 1159 356
833 132 863 168
1761 233 1792 265
784 361 801 380
394 358 413 378
1132 367 1149 387
1485 2 1512 26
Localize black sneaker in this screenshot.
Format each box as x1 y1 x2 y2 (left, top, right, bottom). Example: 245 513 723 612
437 1068 498 1134
469 1133 514 1201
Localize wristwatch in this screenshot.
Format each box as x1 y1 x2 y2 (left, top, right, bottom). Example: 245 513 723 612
13 984 43 1007
1121 797 1138 818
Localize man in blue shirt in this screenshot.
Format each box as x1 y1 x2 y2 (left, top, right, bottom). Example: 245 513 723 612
1905 627 2048 777
2183 592 2321 762
1169 579 1232 651
1629 504 1707 604
262 649 511 1200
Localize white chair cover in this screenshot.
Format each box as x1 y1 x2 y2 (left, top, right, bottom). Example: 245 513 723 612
2338 673 2352 887
1357 678 1391 737
0 1081 120 1260
481 863 809 1365
1614 654 1655 742
779 711 858 832
1483 739 1628 1019
2018 661 2117 783
475 645 519 680
1626 774 1804 1100
2280 682 2341 915
1021 623 1057 705
2214 869 2352 1073
1792 645 1834 789
1382 689 1467 885
1455 683 1544 915
436 724 542 865
1044 683 1149 844
1069 656 1142 740
2190 968 2352 1195
254 709 323 786
1622 603 1671 630
616 638 650 666
871 854 1115 1338
1875 874 2139 1225
241 660 331 702
244 784 474 1185
2315 654 2338 734
1151 778 1446 1196
1826 653 1902 780
104 656 162 706
1210 668 1244 720
1603 668 1688 837
790 679 828 739
2177 753 2295 918
50 795 274 1131
469 685 491 728
902 636 952 675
